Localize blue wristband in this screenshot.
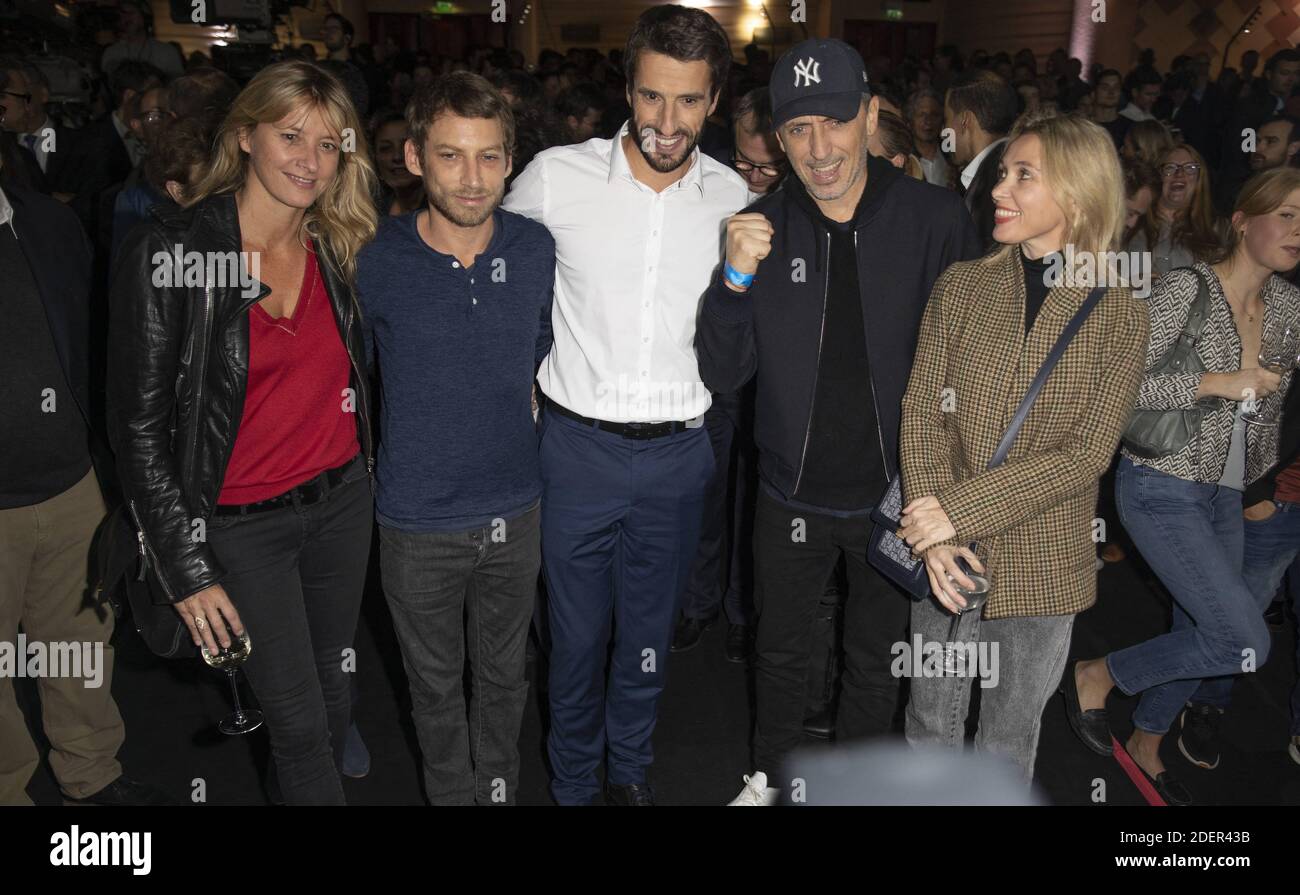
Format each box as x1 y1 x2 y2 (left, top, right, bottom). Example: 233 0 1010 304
724 261 754 288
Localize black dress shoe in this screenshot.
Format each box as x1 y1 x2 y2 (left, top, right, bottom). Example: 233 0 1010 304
1152 771 1193 806
604 781 655 806
68 775 176 806
1060 661 1113 756
670 614 716 652
803 706 834 739
724 623 752 663
1265 599 1287 631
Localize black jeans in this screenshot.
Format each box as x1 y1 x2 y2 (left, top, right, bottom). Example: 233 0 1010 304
204 453 373 805
379 503 540 805
681 389 755 626
752 489 910 775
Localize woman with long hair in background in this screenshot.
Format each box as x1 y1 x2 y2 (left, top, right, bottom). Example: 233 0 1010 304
1127 142 1220 278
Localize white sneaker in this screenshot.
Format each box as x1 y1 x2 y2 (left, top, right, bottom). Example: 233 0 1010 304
727 772 779 806
1289 736 1300 767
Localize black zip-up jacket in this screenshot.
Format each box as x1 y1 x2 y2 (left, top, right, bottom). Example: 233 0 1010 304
106 192 375 601
695 155 980 502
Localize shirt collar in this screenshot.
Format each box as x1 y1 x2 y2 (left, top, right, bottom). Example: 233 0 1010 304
961 137 1006 189
608 119 705 196
0 185 16 237
19 116 53 147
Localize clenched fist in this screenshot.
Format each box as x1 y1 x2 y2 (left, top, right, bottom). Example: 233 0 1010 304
724 212 774 292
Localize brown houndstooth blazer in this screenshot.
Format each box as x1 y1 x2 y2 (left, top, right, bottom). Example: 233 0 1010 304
900 245 1149 619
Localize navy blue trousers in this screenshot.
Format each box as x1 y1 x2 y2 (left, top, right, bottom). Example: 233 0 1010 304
539 406 714 805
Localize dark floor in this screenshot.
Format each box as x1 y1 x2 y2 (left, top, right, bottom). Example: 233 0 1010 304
19 544 1300 806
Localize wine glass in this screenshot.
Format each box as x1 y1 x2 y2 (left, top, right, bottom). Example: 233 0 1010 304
1242 318 1300 426
941 558 990 676
201 629 262 735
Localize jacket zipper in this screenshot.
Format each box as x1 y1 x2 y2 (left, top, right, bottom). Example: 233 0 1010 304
187 280 213 502
127 499 177 599
793 233 832 494
855 231 893 482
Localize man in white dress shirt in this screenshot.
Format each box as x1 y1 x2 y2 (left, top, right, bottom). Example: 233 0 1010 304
504 4 751 806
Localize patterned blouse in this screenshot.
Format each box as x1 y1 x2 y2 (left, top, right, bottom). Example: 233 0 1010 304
1122 261 1300 485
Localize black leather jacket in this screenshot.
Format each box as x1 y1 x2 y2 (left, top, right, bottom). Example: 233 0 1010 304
107 192 374 601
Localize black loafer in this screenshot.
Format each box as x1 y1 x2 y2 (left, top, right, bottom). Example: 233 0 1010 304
1060 661 1113 756
1151 770 1193 806
803 706 834 739
724 623 752 663
670 614 716 653
604 781 655 806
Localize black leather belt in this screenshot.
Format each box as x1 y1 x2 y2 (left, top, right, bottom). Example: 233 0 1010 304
547 401 700 440
213 455 360 516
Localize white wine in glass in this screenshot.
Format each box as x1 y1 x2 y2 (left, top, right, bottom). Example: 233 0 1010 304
201 631 262 735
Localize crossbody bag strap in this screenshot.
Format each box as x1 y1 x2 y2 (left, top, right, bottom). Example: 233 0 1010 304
987 285 1107 470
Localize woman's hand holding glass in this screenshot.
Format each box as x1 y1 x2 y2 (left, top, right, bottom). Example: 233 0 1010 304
922 544 985 613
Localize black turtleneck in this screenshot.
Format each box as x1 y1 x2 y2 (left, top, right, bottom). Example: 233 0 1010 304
1020 247 1054 334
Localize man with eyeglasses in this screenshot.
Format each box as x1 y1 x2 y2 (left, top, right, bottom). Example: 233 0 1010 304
111 85 171 260
673 85 784 661
730 86 787 194
0 57 75 197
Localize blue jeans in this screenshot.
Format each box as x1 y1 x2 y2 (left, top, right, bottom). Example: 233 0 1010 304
1108 457 1272 734
1192 500 1300 734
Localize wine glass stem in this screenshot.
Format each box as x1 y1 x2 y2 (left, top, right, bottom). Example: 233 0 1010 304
226 668 245 720
945 610 963 672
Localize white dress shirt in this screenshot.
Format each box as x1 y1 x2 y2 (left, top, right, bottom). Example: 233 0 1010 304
1119 103 1156 123
503 121 753 423
919 150 951 188
960 137 1008 192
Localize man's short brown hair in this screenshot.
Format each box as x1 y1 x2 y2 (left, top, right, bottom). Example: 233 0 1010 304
406 71 516 161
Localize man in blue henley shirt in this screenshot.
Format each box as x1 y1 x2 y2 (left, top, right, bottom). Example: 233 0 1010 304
356 73 553 806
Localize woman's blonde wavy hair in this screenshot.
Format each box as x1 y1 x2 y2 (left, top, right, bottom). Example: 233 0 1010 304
185 61 377 278
984 109 1126 265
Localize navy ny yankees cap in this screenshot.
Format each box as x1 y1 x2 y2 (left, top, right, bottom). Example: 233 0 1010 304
770 38 870 129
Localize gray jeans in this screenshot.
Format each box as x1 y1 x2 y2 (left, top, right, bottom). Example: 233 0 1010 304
904 594 1074 782
379 503 540 805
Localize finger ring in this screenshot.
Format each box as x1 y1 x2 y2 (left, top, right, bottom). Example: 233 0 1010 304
194 616 207 630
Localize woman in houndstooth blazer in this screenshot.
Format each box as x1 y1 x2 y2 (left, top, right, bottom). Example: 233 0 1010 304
898 111 1147 782
1069 167 1300 805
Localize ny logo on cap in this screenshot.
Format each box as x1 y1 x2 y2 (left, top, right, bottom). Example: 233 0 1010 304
793 57 820 88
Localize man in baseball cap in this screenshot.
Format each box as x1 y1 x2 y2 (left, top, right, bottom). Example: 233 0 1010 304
695 37 980 805
769 37 872 130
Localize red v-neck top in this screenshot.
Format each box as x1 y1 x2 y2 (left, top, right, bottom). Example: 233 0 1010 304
218 247 360 505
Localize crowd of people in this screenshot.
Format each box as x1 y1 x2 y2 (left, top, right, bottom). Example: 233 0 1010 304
2 0 1300 807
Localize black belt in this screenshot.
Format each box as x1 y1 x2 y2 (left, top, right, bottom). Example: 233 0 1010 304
547 401 700 440
213 456 360 516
